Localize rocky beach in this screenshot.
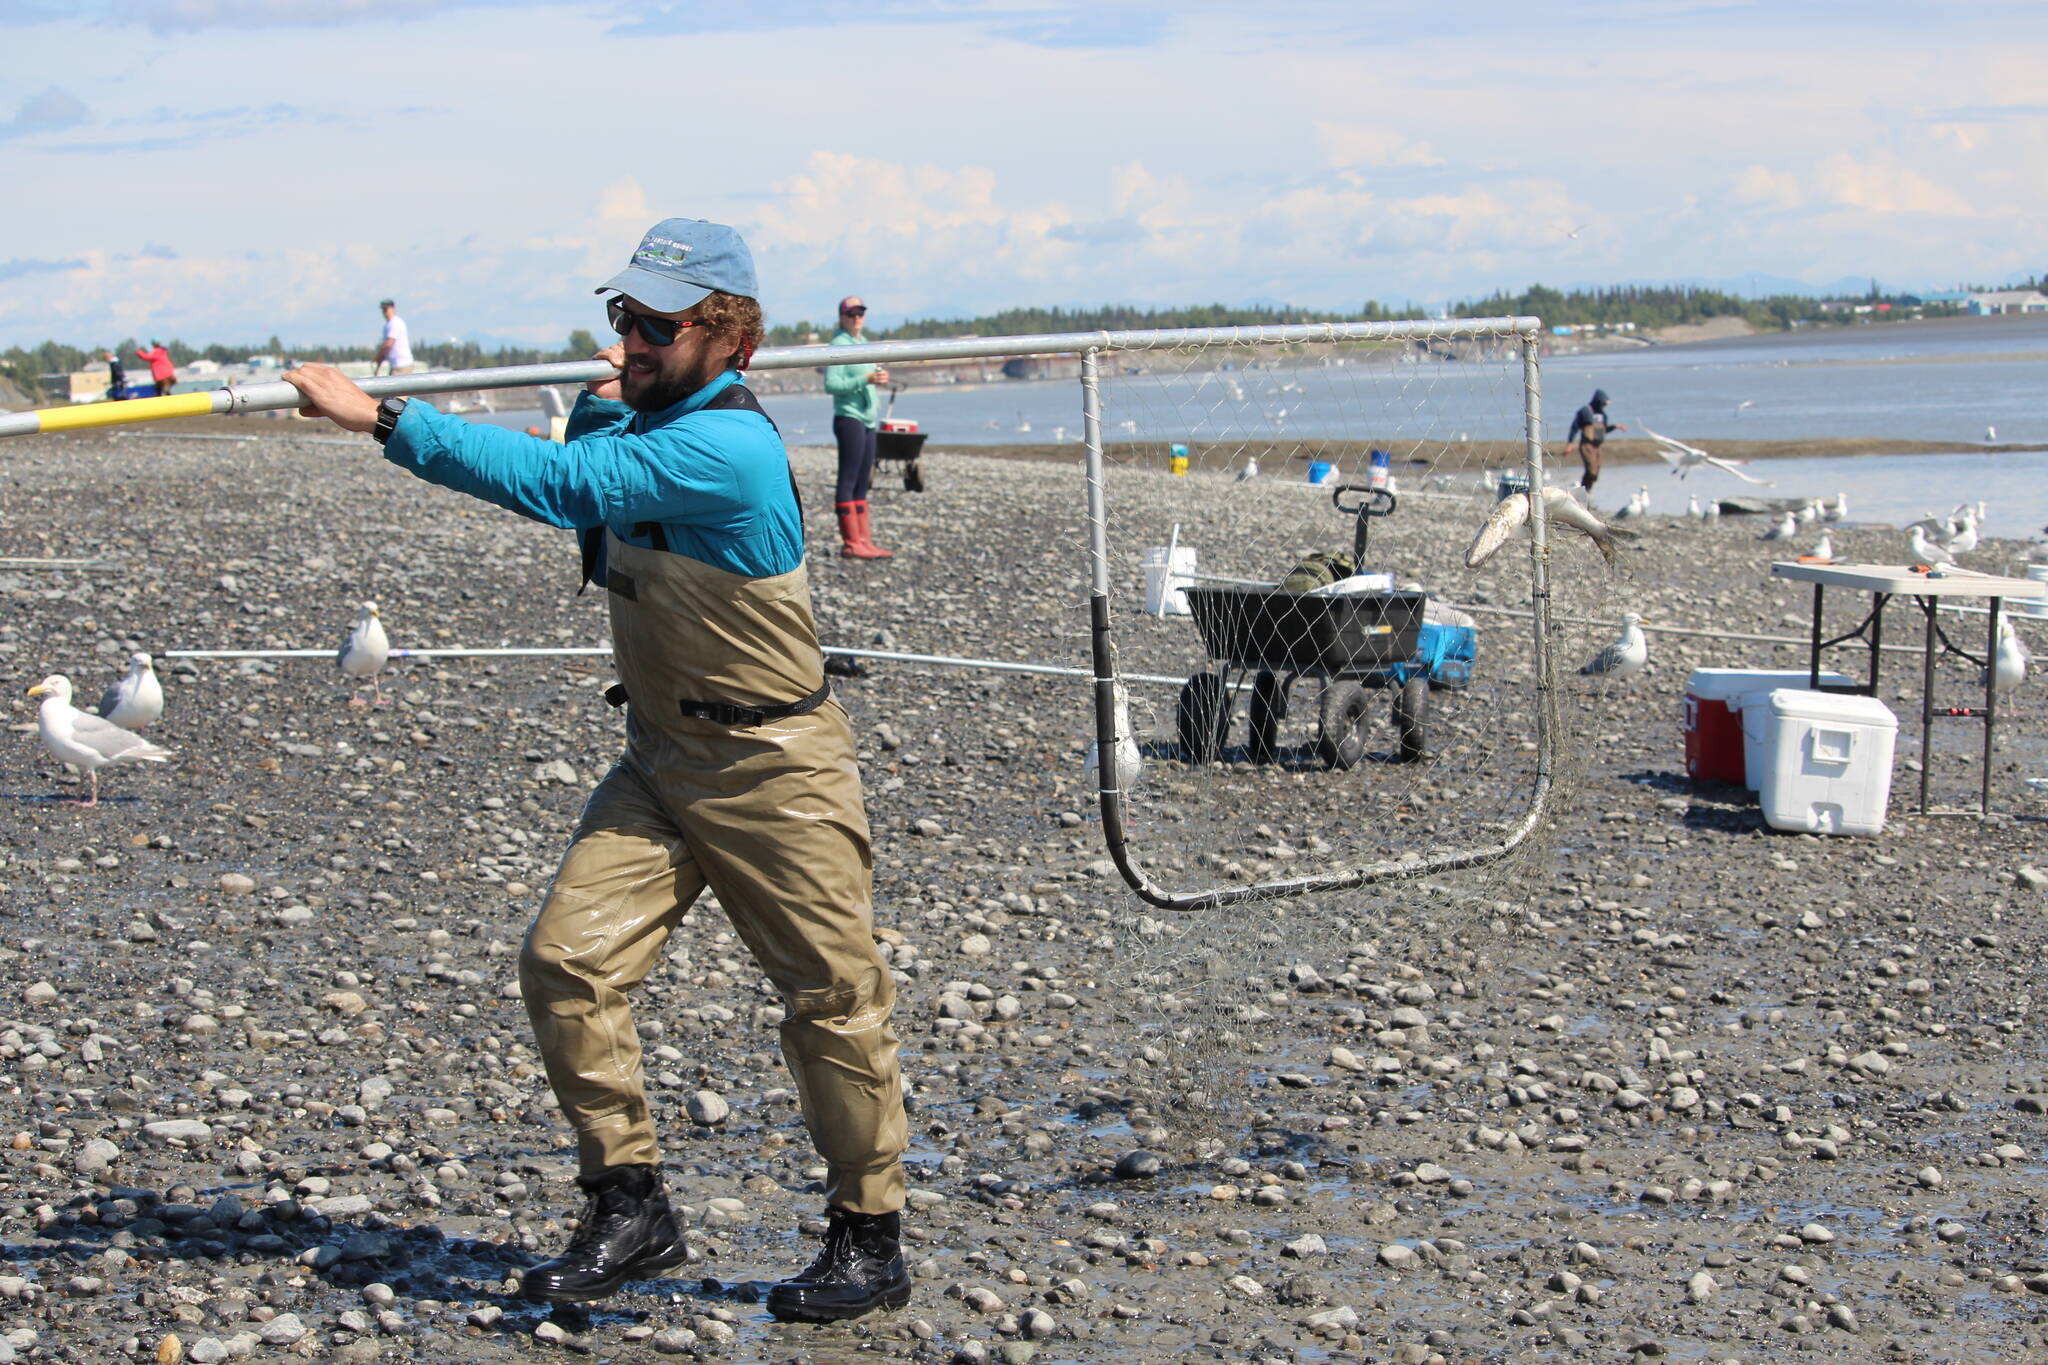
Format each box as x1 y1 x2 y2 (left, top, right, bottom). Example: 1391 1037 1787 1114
2 425 2046 1365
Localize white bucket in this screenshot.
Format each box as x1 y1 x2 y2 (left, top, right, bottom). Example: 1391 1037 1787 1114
2013 563 2048 619
1142 546 1198 615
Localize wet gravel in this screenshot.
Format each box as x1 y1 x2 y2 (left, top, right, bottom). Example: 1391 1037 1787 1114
2 425 2047 1364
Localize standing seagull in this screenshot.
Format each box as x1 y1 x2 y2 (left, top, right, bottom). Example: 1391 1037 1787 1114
1235 455 1259 482
1983 618 2029 692
1907 525 1955 567
1580 613 1649 689
97 652 163 729
1761 511 1799 541
1944 512 1980 557
27 675 170 806
1821 491 1848 523
1809 530 1835 562
338 601 391 705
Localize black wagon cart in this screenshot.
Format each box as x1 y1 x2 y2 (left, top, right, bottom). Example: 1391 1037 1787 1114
874 384 930 491
1173 484 1477 768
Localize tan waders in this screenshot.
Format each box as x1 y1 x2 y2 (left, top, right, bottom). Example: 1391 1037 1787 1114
519 530 907 1215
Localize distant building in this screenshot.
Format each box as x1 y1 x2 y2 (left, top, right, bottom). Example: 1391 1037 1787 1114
1965 289 2048 315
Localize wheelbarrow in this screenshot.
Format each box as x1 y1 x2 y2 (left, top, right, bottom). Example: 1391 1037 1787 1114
1173 483 1476 768
874 383 929 491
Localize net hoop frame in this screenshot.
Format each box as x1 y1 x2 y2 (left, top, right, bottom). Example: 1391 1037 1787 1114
782 320 1554 912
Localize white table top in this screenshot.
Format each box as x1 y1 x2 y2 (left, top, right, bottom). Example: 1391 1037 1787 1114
1771 561 2048 598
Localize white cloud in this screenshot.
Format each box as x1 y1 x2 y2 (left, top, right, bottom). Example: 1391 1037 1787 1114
1732 165 1805 211
1816 152 1974 217
1313 123 1444 171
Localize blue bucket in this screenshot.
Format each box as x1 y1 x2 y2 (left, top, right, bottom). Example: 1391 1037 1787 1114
1307 460 1333 485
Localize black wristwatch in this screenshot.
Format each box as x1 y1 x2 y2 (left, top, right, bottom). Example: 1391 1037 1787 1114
372 396 409 446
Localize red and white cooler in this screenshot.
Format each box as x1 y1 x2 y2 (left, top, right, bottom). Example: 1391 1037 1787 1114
1684 668 1850 784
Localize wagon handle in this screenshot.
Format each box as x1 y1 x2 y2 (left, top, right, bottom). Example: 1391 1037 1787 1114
1330 484 1396 562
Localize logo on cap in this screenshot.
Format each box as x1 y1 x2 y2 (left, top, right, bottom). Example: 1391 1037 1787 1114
635 238 695 267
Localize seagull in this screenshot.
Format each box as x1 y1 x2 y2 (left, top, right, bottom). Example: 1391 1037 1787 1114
338 601 391 705
1613 485 1650 520
1908 525 1955 567
1809 531 1835 562
1761 512 1798 541
1579 613 1648 685
1797 499 1821 526
1735 400 1755 414
1944 513 1980 557
1983 617 2029 691
1987 425 1997 441
1641 426 1776 485
97 652 163 729
1235 455 1259 482
1083 681 1143 792
1687 494 1702 519
27 675 171 806
1821 492 1848 523
1704 499 1721 521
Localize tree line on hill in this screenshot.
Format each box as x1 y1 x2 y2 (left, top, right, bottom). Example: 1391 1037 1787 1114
0 278 1997 399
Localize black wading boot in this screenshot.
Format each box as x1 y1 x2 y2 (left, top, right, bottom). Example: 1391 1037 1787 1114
767 1207 912 1323
522 1164 690 1303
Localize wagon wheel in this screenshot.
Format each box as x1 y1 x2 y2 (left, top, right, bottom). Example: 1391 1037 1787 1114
903 459 926 492
1247 670 1287 764
1177 672 1230 764
1393 674 1429 764
1315 681 1369 770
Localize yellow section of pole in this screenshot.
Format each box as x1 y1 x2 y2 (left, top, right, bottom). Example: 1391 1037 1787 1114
31 392 220 434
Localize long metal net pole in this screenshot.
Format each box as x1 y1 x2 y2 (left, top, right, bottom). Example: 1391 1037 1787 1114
0 320 1539 439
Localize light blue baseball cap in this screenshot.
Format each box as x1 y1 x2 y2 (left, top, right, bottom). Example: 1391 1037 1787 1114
594 218 758 312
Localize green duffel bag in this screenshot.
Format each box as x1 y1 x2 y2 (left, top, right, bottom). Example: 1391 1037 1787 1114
1280 550 1355 593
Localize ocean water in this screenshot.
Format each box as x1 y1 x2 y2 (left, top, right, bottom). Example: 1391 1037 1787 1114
474 315 2048 541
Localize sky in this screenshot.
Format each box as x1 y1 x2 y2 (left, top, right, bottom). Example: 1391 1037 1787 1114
2 0 2045 350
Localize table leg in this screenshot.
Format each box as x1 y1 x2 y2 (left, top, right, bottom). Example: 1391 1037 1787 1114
1920 600 1936 815
1809 583 1822 690
1870 594 1886 698
1983 597 2001 815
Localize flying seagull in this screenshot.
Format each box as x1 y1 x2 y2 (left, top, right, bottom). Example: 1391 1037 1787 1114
1641 426 1776 485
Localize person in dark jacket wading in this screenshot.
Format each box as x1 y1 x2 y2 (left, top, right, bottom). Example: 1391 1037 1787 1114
1565 387 1625 491
281 218 911 1324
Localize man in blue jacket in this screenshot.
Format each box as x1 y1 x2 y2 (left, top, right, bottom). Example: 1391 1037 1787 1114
284 219 910 1324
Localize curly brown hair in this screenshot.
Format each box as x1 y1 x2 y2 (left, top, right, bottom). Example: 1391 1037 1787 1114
697 291 765 369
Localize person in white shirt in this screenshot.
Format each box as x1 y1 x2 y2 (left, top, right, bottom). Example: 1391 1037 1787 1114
375 298 415 375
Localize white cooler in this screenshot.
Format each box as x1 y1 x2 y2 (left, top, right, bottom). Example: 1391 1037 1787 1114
1753 689 1897 836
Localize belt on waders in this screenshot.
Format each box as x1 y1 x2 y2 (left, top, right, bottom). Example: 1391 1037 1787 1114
603 679 830 728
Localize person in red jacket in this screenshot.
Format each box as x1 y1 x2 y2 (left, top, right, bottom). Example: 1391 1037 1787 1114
134 341 177 397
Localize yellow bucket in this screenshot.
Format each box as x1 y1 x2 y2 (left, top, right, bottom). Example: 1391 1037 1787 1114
1169 455 1189 476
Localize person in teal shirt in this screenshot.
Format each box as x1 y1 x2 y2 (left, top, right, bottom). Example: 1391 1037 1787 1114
281 220 913 1326
824 295 893 558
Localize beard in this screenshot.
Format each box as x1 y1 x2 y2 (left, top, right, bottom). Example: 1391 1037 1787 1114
621 366 701 414
620 345 731 413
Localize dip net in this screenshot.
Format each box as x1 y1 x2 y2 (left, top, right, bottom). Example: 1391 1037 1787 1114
1041 325 1628 1143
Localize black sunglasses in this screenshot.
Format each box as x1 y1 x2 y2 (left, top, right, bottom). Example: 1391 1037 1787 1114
841 306 867 317
607 297 712 347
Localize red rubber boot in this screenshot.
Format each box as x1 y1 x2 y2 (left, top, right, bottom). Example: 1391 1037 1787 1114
838 502 887 559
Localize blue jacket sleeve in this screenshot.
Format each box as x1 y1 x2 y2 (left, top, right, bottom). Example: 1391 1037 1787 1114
566 391 631 442
383 397 755 532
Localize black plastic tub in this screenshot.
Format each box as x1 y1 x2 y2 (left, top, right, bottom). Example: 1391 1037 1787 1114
1183 587 1425 674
